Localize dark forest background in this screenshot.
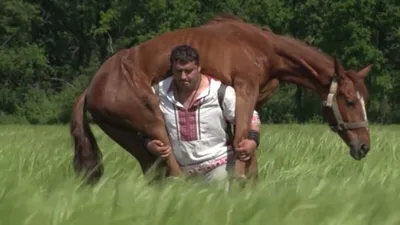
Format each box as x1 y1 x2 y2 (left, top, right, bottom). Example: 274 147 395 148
1 0 399 124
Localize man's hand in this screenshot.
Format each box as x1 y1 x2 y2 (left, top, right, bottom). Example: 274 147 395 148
147 140 172 158
235 139 257 161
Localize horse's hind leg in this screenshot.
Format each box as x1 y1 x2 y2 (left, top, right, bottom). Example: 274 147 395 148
97 83 183 178
94 118 166 181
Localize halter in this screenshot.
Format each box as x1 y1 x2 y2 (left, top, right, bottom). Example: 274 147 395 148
322 74 369 133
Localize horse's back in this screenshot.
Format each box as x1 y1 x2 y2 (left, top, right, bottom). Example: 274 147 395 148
86 18 277 109
134 22 273 84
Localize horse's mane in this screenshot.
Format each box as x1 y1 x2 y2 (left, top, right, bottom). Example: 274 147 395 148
204 13 244 24
203 14 368 97
275 35 333 68
277 35 369 97
204 13 272 31
204 14 332 75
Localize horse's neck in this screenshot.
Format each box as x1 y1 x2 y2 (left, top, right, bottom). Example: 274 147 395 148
275 54 333 94
269 34 335 94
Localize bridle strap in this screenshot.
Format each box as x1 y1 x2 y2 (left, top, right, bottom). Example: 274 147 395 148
325 77 338 107
323 75 369 133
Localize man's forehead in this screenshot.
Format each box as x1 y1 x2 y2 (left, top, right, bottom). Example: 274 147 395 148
173 61 198 68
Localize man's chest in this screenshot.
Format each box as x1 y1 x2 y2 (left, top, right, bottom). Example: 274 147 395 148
159 98 226 141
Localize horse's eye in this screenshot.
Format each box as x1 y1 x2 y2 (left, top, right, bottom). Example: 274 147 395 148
346 99 354 106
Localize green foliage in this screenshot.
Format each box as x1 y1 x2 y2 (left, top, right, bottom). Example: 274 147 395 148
0 0 399 124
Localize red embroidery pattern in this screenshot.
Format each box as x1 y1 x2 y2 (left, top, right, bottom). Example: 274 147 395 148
178 106 198 141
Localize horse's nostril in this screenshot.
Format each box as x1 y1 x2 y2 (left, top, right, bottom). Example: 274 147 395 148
361 144 370 152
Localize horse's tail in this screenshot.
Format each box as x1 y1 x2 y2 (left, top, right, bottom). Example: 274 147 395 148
69 89 103 184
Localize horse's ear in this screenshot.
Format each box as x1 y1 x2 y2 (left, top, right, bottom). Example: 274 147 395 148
333 57 345 79
357 64 373 79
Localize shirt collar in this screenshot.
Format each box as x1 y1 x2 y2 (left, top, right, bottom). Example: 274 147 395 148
161 75 217 108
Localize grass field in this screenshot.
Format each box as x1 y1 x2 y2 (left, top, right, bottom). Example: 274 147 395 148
0 124 399 225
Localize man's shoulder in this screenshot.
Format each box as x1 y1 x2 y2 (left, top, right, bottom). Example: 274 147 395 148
215 81 235 97
206 77 235 108
153 76 173 87
152 76 173 95
207 77 234 93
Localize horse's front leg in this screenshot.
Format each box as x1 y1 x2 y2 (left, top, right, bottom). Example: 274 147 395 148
247 78 280 180
232 77 260 181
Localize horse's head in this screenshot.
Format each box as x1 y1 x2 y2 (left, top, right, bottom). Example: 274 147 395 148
322 58 373 160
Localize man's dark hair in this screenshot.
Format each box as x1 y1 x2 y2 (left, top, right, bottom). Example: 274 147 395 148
169 44 200 65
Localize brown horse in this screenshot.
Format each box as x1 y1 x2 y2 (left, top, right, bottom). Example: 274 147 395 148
69 14 372 184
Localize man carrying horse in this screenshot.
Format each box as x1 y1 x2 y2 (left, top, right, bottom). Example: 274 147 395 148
143 44 261 187
70 15 372 187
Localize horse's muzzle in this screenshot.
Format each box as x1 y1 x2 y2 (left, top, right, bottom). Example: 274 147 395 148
350 142 370 160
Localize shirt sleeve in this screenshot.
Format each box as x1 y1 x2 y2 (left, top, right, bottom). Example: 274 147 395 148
151 82 161 95
222 85 259 125
222 86 236 123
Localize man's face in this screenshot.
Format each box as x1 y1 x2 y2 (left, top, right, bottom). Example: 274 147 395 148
171 61 201 91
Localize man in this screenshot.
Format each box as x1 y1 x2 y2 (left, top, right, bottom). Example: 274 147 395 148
145 44 261 187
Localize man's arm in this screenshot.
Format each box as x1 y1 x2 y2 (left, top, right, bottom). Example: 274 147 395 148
250 111 261 131
248 110 261 147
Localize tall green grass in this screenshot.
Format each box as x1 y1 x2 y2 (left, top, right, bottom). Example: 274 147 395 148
0 124 398 225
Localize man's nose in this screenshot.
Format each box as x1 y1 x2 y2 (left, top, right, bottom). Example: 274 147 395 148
180 72 188 79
